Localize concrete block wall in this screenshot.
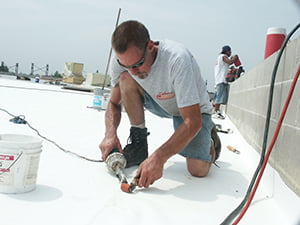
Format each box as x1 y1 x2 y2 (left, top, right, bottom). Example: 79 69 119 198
227 36 300 196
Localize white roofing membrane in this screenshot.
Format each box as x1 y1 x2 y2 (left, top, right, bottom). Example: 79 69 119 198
0 75 300 225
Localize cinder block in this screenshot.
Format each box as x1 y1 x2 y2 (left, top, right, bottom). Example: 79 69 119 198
263 54 278 85
282 36 300 81
280 81 300 128
271 125 300 195
253 62 266 87
227 36 300 196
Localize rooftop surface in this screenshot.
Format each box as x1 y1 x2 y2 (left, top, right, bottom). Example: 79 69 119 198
0 75 300 225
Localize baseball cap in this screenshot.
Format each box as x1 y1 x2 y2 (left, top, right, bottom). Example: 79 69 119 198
222 45 231 52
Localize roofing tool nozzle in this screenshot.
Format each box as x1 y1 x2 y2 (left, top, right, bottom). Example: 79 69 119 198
105 149 136 193
128 176 140 193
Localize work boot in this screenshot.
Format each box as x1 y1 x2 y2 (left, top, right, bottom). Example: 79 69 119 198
123 127 149 168
211 124 221 161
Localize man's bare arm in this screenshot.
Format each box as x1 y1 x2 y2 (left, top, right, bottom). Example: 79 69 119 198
223 55 238 65
136 104 202 187
152 104 202 163
99 85 123 160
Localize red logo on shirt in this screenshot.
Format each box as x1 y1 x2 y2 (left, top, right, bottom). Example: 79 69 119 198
156 92 175 100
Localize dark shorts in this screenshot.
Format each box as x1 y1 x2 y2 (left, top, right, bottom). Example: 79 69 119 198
144 92 213 162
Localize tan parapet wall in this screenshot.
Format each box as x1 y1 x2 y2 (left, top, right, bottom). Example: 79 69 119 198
227 36 300 197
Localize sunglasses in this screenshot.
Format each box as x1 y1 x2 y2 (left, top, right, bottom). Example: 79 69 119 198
117 43 148 69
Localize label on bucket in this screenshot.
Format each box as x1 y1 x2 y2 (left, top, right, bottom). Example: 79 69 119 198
93 95 103 107
0 154 17 185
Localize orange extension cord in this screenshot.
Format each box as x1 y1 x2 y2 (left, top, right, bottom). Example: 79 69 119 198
233 64 300 224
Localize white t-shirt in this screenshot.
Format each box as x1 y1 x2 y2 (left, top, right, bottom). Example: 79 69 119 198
110 40 213 116
214 54 229 85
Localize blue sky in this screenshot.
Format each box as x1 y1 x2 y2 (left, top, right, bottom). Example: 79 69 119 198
1 0 299 91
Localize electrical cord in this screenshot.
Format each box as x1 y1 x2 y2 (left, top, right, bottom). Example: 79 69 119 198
0 108 104 163
221 22 300 225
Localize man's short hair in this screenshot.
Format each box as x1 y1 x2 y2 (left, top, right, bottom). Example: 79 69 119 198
112 20 150 53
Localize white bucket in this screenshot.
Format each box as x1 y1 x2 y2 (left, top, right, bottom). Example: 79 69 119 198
102 93 111 110
93 88 110 110
0 134 42 194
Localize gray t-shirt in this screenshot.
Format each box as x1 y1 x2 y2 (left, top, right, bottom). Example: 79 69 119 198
110 40 213 116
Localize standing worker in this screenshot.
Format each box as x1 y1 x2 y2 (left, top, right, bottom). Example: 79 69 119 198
99 20 221 189
214 45 239 119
